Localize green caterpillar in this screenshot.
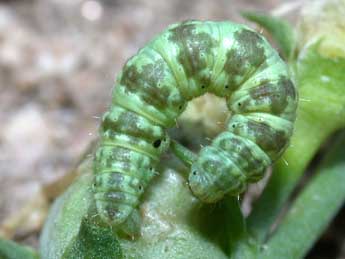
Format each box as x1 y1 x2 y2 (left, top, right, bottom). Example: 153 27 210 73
93 20 297 232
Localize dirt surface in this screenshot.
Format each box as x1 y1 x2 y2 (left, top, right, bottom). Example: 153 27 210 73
3 0 343 258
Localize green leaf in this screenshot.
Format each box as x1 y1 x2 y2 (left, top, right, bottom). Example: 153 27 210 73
0 238 38 259
262 132 345 258
242 11 295 59
62 216 122 259
296 43 345 128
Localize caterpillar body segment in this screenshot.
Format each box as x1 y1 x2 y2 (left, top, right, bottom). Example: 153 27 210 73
93 20 298 228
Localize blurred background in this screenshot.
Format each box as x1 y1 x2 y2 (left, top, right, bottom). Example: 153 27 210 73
1 0 344 258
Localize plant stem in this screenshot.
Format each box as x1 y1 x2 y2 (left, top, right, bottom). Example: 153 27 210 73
226 197 246 254
261 132 345 258
225 197 259 259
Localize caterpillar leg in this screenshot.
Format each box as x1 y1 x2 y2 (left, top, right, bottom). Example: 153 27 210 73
170 140 197 166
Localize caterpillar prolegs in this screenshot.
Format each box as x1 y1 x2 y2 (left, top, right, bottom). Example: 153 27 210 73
93 20 298 231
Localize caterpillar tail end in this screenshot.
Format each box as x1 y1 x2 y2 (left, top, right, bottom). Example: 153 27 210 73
117 208 141 238
95 199 141 237
95 199 133 227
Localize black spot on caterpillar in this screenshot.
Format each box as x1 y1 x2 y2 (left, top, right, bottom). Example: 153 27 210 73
93 20 298 231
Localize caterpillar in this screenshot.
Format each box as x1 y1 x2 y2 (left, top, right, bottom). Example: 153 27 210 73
93 20 297 231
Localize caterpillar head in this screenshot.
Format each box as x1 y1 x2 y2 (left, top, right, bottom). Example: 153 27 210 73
188 147 228 203
188 162 224 203
188 146 247 203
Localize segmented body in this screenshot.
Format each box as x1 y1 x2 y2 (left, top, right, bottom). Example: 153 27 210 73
93 20 297 226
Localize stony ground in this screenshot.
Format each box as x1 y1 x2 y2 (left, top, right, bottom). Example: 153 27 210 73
1 0 344 258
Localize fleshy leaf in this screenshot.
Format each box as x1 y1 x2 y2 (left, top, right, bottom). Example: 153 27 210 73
0 238 38 259
40 157 229 259
297 43 345 126
62 216 122 259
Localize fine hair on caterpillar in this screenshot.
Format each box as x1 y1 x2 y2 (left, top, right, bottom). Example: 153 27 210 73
93 20 298 235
